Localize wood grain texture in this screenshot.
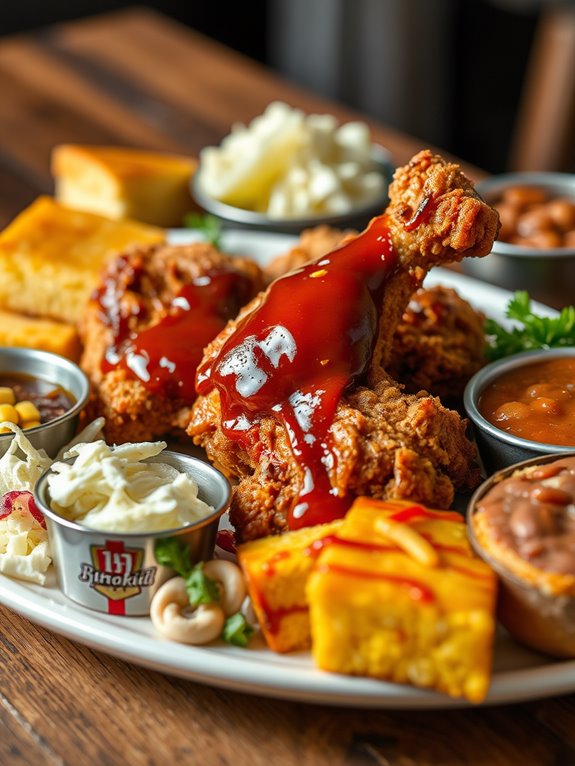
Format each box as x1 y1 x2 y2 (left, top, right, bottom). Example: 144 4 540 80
0 9 571 766
0 7 484 228
0 604 572 766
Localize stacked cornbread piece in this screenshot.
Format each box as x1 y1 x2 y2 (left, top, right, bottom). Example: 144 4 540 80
0 146 196 359
239 498 497 703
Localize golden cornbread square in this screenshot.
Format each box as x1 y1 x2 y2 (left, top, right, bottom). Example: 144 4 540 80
52 145 197 227
237 520 343 653
0 310 80 360
307 498 497 702
0 197 164 323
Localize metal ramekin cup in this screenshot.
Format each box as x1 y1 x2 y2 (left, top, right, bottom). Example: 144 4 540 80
467 452 575 658
463 348 575 475
462 172 575 308
34 451 231 616
0 347 90 458
192 145 394 234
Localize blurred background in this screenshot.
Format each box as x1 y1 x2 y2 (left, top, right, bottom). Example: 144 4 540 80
1 0 573 174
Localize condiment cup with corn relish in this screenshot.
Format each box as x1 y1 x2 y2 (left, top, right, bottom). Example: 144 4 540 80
0 347 89 458
463 348 575 475
462 172 575 308
34 451 231 616
467 451 575 658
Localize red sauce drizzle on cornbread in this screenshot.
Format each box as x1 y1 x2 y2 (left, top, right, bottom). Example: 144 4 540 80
196 217 398 529
96 257 254 400
314 563 436 603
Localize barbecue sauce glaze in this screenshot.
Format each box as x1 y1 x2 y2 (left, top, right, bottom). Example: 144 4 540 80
196 217 398 529
98 256 254 401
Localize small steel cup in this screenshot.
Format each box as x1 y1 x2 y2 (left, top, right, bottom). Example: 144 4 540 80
467 452 575 658
0 347 89 458
463 348 575 475
34 451 231 616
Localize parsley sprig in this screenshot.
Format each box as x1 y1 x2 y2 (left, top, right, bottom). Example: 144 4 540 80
485 291 575 361
182 213 223 249
154 538 254 647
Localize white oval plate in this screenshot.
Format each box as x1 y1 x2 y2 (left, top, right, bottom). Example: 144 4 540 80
1 229 569 710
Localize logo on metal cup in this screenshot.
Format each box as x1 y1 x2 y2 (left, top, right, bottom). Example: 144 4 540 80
79 540 156 615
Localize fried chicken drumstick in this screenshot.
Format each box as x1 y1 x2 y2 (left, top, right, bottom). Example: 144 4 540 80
188 150 500 542
267 231 487 404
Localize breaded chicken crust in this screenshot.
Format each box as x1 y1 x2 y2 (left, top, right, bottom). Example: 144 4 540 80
187 150 500 541
80 242 263 443
387 285 486 403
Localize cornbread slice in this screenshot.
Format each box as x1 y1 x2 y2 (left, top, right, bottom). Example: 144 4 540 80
52 145 197 227
0 310 80 360
237 520 343 653
0 197 164 323
307 498 497 703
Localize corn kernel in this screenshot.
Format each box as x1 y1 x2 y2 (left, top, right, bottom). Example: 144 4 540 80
0 387 15 405
0 403 19 424
21 421 41 430
15 400 41 423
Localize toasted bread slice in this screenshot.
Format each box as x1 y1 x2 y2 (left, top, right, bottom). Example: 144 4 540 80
0 197 164 323
52 145 197 227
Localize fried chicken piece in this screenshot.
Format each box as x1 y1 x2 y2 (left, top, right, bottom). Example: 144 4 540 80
80 242 263 443
387 285 486 403
265 225 355 282
188 150 500 541
192 371 479 541
266 228 487 402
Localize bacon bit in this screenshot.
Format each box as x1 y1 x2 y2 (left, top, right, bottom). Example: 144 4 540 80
0 491 46 528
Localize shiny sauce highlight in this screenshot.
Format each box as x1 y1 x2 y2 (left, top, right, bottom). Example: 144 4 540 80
196 217 398 529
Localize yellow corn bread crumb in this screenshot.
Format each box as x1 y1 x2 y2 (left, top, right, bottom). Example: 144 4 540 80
0 309 81 360
0 197 164 323
307 498 497 703
52 145 197 227
237 520 343 653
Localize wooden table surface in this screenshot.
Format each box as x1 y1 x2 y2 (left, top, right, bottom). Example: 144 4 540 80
0 8 574 766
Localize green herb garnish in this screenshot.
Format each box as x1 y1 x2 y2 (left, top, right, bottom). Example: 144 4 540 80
485 290 575 361
154 538 193 578
155 540 219 604
186 563 221 607
222 612 254 647
183 212 223 249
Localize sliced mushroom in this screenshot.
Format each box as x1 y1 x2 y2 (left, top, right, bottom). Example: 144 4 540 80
203 559 247 616
150 577 225 645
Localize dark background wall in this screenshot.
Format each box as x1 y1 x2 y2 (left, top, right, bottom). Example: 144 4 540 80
0 0 545 173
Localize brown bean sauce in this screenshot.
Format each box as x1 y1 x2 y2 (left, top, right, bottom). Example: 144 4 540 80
476 456 575 575
0 373 74 423
479 358 575 447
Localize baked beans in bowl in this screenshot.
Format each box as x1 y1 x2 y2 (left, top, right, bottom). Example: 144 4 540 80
462 172 575 308
464 348 575 475
467 452 575 658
